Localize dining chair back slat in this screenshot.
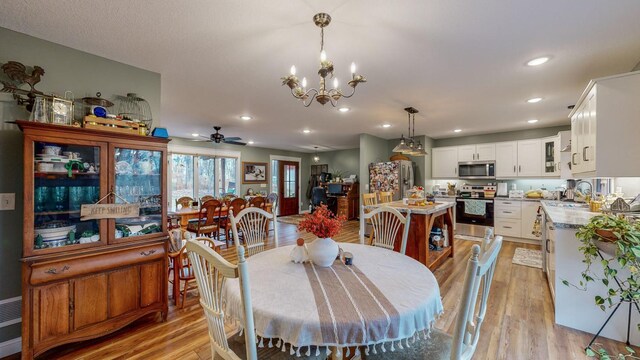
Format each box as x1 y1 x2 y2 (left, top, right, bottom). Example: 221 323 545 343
186 242 257 360
360 206 411 254
231 207 277 258
451 232 503 360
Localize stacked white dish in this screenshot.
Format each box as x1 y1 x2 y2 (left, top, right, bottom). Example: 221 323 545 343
35 224 76 247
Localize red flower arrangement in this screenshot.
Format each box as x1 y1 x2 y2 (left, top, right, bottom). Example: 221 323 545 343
298 205 346 239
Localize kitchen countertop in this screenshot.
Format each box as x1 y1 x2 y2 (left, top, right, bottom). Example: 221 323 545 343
364 200 454 215
540 200 600 229
494 197 544 202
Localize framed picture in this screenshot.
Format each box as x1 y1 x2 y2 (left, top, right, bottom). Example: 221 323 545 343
242 161 268 184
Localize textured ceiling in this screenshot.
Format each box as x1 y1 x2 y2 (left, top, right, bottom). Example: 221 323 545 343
2 0 640 152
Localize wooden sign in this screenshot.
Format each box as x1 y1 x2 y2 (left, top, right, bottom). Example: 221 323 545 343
80 203 140 220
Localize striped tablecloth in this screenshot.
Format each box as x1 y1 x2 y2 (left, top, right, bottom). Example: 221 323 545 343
223 243 443 357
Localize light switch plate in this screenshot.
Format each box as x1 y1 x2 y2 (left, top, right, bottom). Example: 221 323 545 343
0 193 15 210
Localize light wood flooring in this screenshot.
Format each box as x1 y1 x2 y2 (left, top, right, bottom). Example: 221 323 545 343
7 220 635 359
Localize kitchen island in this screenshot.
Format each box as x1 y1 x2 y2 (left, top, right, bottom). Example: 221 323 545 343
363 201 455 270
541 200 640 346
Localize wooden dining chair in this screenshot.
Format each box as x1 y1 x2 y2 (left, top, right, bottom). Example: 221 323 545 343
186 199 222 240
361 193 378 244
378 191 393 203
173 236 222 308
221 197 247 246
186 241 323 360
176 196 194 209
231 207 277 258
249 196 266 209
360 206 411 254
200 195 215 204
366 231 503 360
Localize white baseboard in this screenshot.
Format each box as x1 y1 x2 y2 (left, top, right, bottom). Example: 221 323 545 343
0 337 21 357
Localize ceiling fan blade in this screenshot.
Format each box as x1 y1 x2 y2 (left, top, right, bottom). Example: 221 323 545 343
190 139 211 142
224 137 242 141
223 140 246 146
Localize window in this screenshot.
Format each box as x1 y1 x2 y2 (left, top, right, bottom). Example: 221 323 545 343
170 152 239 210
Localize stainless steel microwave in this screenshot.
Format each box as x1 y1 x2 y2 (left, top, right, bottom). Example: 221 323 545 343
458 161 496 179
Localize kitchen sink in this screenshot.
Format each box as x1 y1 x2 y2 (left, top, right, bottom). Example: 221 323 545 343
550 201 589 209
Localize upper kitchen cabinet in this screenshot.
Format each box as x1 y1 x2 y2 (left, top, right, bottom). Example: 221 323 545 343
432 146 458 178
457 144 495 162
569 71 640 177
541 135 560 177
495 141 518 178
517 139 542 177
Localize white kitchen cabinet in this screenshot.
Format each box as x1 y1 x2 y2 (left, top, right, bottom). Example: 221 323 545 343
432 147 458 178
545 219 556 303
520 201 541 240
457 144 495 162
495 141 518 178
517 139 542 177
476 143 496 161
457 145 476 162
494 199 541 242
569 70 640 177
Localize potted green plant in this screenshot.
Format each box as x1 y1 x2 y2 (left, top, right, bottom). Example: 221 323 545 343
563 214 640 358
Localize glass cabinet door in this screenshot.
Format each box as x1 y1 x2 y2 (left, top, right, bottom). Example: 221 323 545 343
31 139 107 253
112 146 163 242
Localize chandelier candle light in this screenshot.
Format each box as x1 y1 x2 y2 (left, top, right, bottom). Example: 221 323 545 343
393 107 427 156
282 13 367 107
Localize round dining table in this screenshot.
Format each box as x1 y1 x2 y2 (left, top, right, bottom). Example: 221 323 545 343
223 243 444 359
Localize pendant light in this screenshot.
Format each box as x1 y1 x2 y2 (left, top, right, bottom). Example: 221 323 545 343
393 107 426 156
313 146 320 163
392 110 413 153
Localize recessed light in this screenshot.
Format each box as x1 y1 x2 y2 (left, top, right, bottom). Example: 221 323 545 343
191 133 199 137
248 140 255 144
240 115 252 120
527 97 543 103
303 129 311 134
338 107 350 113
454 129 462 133
382 124 391 128
527 119 539 124
527 57 550 66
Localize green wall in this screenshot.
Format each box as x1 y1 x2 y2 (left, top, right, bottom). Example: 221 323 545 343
169 138 312 209
314 148 360 179
433 125 570 147
0 26 161 343
358 134 391 194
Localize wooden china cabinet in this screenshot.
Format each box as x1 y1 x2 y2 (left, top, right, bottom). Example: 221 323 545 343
17 121 170 359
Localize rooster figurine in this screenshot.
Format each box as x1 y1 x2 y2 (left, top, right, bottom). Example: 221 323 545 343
1 61 45 93
0 61 46 111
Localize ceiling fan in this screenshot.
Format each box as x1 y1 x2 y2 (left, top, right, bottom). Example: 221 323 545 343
194 126 246 146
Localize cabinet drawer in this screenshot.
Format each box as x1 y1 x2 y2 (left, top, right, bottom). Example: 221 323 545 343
495 200 521 210
495 207 521 219
30 242 165 286
495 219 521 237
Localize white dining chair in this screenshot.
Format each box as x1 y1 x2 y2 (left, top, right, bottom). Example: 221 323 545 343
360 206 411 255
231 207 278 258
366 230 503 360
187 234 325 360
186 240 257 360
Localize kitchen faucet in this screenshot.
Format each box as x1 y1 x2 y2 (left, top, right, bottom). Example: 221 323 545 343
576 180 593 197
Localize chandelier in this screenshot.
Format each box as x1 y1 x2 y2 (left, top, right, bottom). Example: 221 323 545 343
313 146 320 163
281 13 366 107
392 107 427 156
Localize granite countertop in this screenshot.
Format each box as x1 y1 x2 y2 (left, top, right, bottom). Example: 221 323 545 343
364 200 454 215
540 200 601 229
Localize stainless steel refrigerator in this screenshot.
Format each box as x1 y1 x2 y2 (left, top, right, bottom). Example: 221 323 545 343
369 160 414 201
